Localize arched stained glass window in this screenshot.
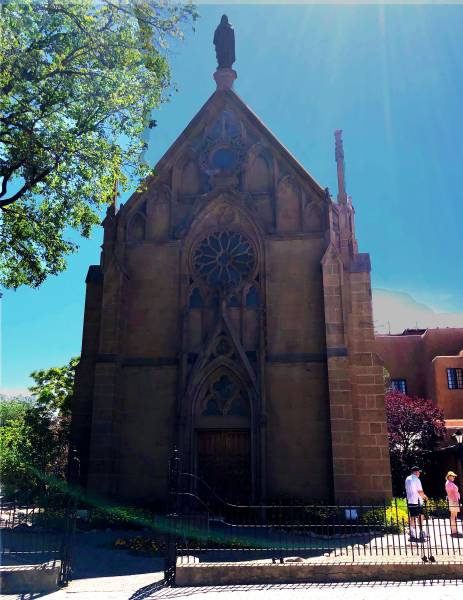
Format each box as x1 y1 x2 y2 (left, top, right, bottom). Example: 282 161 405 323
246 286 260 307
200 372 250 417
228 295 239 308
203 396 221 416
213 374 237 401
192 231 256 292
189 288 203 308
228 395 250 417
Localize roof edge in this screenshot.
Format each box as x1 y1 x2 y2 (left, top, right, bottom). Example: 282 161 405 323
127 87 327 208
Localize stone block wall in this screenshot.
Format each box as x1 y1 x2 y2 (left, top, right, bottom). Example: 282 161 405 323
71 266 103 489
323 246 392 501
348 268 392 500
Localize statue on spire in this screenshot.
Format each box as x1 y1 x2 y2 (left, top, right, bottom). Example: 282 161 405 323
213 15 235 69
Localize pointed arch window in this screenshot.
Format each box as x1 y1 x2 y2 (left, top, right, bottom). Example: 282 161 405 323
199 371 250 418
127 212 145 242
246 286 260 307
228 295 240 308
246 151 273 193
203 396 221 416
189 288 203 309
228 395 250 417
213 374 237 401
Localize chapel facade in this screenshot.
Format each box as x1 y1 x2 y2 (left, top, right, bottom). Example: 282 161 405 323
71 19 392 505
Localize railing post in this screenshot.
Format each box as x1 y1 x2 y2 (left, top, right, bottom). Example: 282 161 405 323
60 447 80 586
165 447 181 586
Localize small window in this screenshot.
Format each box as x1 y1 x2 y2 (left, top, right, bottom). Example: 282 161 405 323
447 368 463 390
390 379 407 394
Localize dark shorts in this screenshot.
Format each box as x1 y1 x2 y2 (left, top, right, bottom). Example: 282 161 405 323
407 504 423 517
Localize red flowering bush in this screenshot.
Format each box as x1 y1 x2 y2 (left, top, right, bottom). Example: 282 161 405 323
385 391 446 495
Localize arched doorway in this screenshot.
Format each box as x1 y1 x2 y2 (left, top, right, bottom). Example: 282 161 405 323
194 370 252 502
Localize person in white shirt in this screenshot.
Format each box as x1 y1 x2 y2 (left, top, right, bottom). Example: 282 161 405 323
405 466 428 541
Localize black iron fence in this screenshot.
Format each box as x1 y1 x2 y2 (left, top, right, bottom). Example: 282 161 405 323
0 453 79 586
164 451 463 585
0 489 77 585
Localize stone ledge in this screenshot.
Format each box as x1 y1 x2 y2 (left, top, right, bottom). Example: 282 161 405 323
175 560 463 586
0 561 61 594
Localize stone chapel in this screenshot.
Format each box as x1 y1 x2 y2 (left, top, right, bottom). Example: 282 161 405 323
71 17 393 506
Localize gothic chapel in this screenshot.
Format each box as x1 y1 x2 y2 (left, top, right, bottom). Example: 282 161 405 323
71 17 392 505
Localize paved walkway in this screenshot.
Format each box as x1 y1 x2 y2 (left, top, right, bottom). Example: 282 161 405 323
3 528 463 599
5 578 463 599
3 530 164 599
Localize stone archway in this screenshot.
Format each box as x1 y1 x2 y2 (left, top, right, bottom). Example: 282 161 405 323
194 370 252 502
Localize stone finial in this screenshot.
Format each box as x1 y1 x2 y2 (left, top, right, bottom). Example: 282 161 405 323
334 129 344 162
213 68 237 91
334 130 347 205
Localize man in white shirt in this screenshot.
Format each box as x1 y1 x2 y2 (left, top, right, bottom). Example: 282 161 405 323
405 466 428 541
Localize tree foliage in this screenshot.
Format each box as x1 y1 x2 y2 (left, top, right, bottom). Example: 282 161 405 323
0 0 197 288
385 390 446 495
0 357 78 498
0 396 30 424
29 355 79 416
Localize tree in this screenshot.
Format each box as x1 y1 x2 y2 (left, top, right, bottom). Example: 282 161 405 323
0 357 78 498
0 0 197 288
29 355 79 417
0 400 56 498
385 390 446 495
0 396 30 424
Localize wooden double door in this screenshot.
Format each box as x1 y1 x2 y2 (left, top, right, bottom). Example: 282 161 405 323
196 429 251 503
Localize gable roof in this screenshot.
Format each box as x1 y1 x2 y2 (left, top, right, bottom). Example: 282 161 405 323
141 88 326 199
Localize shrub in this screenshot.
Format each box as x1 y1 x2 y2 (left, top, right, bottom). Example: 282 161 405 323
84 505 156 530
114 536 160 555
31 508 68 530
360 499 409 533
427 498 449 519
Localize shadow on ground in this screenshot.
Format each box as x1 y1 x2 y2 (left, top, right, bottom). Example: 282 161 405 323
128 579 463 599
71 531 164 579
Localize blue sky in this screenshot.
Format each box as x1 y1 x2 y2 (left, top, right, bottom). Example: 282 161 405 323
3 4 463 394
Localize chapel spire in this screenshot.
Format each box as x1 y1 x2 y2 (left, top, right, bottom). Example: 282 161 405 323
334 130 358 260
213 15 237 91
334 129 347 205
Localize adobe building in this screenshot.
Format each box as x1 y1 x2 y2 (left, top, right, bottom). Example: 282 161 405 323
375 328 463 430
71 17 392 506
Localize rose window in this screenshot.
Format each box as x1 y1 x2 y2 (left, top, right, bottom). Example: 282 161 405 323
192 231 256 291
